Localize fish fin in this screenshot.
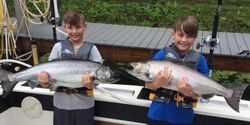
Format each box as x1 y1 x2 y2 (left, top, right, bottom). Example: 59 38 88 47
108 78 120 84
201 94 215 99
0 69 17 98
27 80 39 89
225 84 249 112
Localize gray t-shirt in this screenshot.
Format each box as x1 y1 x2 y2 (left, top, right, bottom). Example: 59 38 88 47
49 42 103 110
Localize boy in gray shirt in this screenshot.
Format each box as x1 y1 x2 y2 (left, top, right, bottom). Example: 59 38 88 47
38 9 102 125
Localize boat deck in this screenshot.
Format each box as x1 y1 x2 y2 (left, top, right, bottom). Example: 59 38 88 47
11 20 250 72
20 22 250 58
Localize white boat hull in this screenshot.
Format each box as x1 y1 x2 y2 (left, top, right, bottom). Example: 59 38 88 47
1 82 250 125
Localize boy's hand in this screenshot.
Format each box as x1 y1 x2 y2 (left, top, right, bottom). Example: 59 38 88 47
82 71 93 89
38 71 49 88
146 67 172 90
177 77 198 98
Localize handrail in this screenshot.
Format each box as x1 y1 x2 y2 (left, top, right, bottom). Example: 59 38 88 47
0 59 32 67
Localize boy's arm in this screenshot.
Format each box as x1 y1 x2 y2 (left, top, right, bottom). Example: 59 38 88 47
82 45 103 89
197 55 209 76
177 77 199 98
178 54 209 98
146 67 172 90
82 72 93 89
38 71 50 88
89 45 103 63
48 42 62 61
146 49 170 90
38 43 62 88
153 49 165 60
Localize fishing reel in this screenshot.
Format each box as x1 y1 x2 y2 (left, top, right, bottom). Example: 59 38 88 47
238 49 250 56
196 35 219 49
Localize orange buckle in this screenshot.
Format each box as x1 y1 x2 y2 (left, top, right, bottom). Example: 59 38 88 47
86 89 94 96
149 92 155 100
174 92 197 108
174 92 184 103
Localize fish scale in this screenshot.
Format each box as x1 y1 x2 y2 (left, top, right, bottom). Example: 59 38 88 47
0 60 119 98
125 60 248 112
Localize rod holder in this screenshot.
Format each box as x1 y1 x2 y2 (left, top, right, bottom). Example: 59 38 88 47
31 44 39 65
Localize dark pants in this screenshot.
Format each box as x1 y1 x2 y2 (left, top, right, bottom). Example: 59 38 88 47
54 106 94 125
147 118 192 125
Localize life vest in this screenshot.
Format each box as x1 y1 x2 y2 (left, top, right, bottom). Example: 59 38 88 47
150 45 200 108
61 39 93 60
58 39 94 96
163 45 200 69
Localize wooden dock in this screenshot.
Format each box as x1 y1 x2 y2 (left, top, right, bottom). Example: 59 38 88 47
16 22 250 72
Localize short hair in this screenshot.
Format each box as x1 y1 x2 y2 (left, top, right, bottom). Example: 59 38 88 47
173 16 198 38
63 9 86 26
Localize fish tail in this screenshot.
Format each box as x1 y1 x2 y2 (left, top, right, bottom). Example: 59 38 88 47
225 84 249 112
0 69 17 98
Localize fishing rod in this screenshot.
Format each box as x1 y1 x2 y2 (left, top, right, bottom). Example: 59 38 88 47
207 0 222 76
50 0 60 43
196 0 222 77
196 0 250 72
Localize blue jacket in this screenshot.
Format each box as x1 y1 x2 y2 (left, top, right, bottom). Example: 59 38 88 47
147 49 209 124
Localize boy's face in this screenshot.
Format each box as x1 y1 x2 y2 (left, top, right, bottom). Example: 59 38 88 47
64 23 86 43
172 30 196 53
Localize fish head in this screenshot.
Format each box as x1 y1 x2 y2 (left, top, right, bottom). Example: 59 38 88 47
95 65 119 84
125 62 154 82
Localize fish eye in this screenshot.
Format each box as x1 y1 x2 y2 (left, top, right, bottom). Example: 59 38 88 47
145 72 151 78
105 71 111 79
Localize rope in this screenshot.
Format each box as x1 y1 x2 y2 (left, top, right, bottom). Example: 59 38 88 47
0 0 34 61
0 0 17 60
0 0 51 61
96 85 148 106
20 0 51 24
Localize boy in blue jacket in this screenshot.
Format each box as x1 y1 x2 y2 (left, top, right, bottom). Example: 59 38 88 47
146 16 209 125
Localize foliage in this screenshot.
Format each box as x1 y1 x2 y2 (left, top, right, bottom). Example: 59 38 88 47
39 53 49 63
212 70 250 86
7 0 250 32
58 0 250 33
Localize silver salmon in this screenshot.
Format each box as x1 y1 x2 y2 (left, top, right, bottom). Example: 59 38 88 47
0 60 119 97
125 60 248 112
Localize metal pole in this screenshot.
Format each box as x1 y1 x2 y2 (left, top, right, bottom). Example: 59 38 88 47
208 0 222 77
13 0 29 35
50 0 57 43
